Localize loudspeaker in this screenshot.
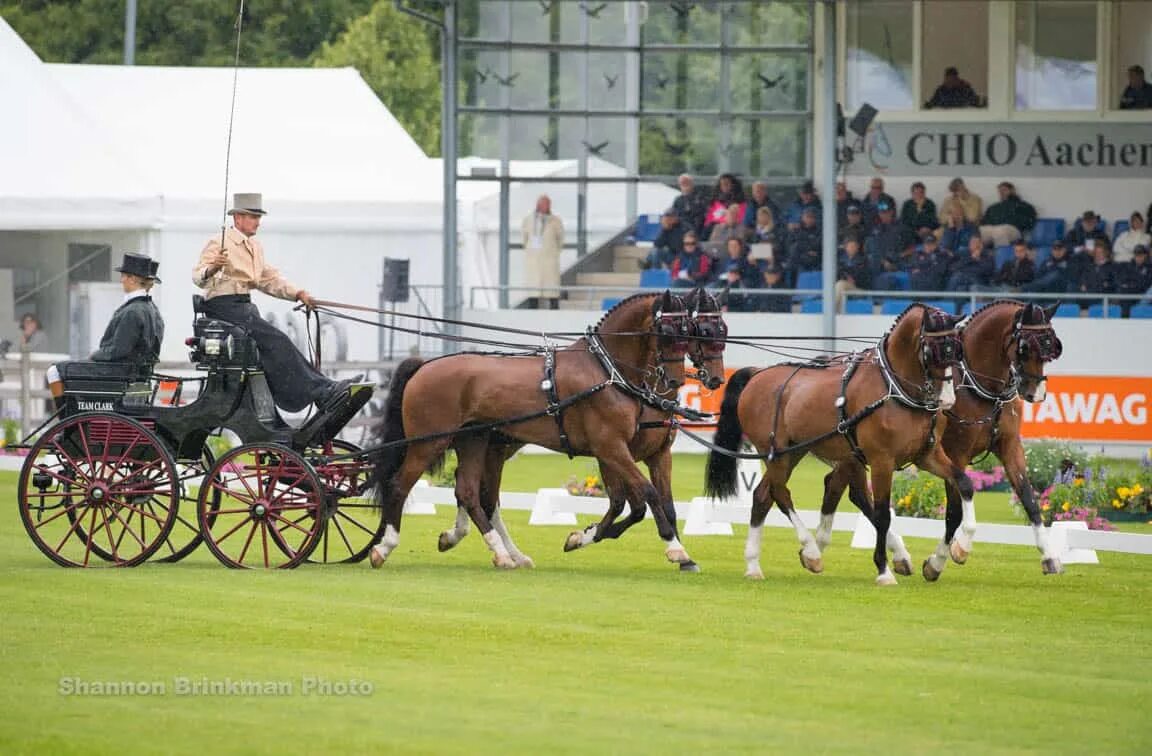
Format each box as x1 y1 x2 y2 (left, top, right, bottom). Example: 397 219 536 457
848 103 878 138
382 258 410 303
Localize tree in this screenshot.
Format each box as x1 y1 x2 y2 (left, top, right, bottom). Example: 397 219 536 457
313 1 441 155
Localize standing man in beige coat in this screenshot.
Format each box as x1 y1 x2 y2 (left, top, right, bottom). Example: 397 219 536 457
520 194 564 309
192 192 354 411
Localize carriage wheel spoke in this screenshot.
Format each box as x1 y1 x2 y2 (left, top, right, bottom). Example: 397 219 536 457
334 509 378 537
268 511 314 537
236 520 259 564
214 515 254 546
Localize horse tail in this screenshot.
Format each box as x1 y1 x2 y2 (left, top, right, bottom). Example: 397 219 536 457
370 357 425 508
705 366 758 499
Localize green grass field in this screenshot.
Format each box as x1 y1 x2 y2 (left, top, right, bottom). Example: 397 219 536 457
3 455 1151 755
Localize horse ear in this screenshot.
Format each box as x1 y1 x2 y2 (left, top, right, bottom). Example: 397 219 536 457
948 312 964 327
716 284 729 307
1042 301 1060 321
661 289 673 310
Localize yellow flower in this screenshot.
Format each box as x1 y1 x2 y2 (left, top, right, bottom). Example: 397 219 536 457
1133 484 1144 495
1117 487 1130 499
1062 501 1071 512
1112 499 1123 509
1041 502 1051 511
1073 479 1084 487
584 475 599 489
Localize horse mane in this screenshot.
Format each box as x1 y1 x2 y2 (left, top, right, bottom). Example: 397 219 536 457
964 298 1025 327
592 291 662 330
882 301 929 339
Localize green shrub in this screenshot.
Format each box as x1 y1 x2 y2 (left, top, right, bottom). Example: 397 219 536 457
1023 439 1089 493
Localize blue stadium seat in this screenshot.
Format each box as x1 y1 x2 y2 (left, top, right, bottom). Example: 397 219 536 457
844 298 874 314
1129 304 1152 319
880 272 910 290
1087 303 1121 318
995 245 1014 268
1053 303 1082 318
1112 220 1130 241
1034 246 1051 267
639 268 671 289
601 297 623 310
633 214 662 243
800 298 823 314
796 270 822 291
880 298 914 315
1030 218 1065 247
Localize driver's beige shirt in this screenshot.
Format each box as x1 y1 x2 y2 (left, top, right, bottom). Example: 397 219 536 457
192 227 300 301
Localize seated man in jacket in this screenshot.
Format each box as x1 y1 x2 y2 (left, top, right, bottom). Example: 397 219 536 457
979 182 1036 247
1021 240 1074 294
45 253 165 408
907 235 952 292
834 236 872 310
785 207 823 285
670 233 713 288
1077 242 1116 306
643 210 685 270
1063 210 1109 255
721 239 765 313
755 263 793 314
990 239 1037 291
1116 245 1151 316
947 237 995 291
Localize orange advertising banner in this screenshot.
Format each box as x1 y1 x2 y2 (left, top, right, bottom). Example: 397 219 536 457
680 371 1150 443
1020 376 1150 442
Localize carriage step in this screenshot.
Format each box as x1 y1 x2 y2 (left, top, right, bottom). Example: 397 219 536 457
294 383 375 448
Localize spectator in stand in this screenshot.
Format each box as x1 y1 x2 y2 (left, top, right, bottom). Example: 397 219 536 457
1022 240 1074 294
839 204 867 244
1119 65 1152 110
723 238 764 313
979 181 1036 247
19 313 46 351
710 203 752 247
1077 241 1116 305
786 207 823 286
643 210 685 270
900 181 939 237
835 181 859 228
704 173 746 234
947 236 995 291
1117 245 1151 316
866 201 915 275
939 204 979 254
874 239 917 291
672 174 708 237
1063 210 1109 255
990 239 1036 291
783 181 821 230
860 177 896 230
923 67 983 109
1113 212 1150 263
835 236 872 310
751 206 784 261
671 232 713 288
939 177 984 229
907 234 951 292
757 263 793 314
743 181 781 230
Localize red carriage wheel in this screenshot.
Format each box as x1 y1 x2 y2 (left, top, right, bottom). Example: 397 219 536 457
153 445 220 564
305 440 383 564
18 413 178 568
198 444 324 569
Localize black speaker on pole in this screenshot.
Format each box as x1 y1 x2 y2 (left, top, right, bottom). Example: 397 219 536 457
382 258 410 303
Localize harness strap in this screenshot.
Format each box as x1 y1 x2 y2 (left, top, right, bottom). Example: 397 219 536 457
541 348 575 459
766 365 806 461
837 355 870 465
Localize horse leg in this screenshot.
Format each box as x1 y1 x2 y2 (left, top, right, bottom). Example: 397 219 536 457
648 447 698 573
453 436 515 569
744 471 775 580
845 464 912 576
770 457 823 574
870 464 898 585
918 446 977 565
564 462 633 552
997 435 1062 575
370 439 450 568
923 478 961 582
598 444 692 567
817 466 851 553
437 504 471 552
484 446 534 568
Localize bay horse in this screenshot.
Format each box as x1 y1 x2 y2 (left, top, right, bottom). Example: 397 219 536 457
367 291 700 570
432 288 729 572
817 301 1064 579
705 304 968 585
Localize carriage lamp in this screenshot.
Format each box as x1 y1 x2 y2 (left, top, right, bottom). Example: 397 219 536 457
32 472 53 492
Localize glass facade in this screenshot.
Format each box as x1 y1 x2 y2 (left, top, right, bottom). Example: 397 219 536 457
456 0 814 257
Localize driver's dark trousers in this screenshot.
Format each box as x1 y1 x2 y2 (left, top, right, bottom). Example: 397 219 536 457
200 295 333 412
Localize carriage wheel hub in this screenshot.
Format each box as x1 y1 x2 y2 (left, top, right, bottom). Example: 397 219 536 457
252 501 269 518
87 483 109 505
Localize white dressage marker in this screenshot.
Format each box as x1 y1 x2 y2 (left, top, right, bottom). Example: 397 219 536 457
528 488 578 526
403 479 440 515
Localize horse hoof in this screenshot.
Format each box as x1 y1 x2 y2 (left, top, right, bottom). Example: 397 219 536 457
893 558 913 576
665 547 690 565
563 531 584 553
949 540 970 565
679 560 700 573
437 532 456 553
1041 558 1064 575
797 549 823 574
744 569 764 580
875 572 898 586
514 554 536 569
368 546 386 569
921 559 941 583
492 553 517 570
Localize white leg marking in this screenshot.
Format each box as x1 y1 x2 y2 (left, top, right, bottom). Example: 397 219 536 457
1034 523 1054 560
744 524 764 579
926 539 949 573
886 527 912 563
492 509 534 568
815 513 835 553
441 507 470 548
664 535 690 564
787 510 821 562
370 524 400 568
956 496 977 551
483 529 516 569
875 566 898 586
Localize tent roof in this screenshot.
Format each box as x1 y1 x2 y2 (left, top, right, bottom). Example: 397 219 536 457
47 63 442 224
0 17 161 229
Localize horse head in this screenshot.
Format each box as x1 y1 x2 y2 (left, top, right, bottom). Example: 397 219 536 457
1010 301 1063 402
594 290 690 394
685 286 729 391
886 303 964 410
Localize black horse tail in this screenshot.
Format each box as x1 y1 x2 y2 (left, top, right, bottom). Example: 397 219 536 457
370 357 425 508
704 366 758 499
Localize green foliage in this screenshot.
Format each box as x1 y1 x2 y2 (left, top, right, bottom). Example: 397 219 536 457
1 418 19 447
427 449 457 487
1022 439 1089 493
313 0 441 155
890 467 945 519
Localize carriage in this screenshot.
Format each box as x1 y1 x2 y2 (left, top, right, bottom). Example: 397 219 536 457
17 296 379 569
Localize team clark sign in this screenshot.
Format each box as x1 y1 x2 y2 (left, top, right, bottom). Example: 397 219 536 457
1020 376 1149 443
